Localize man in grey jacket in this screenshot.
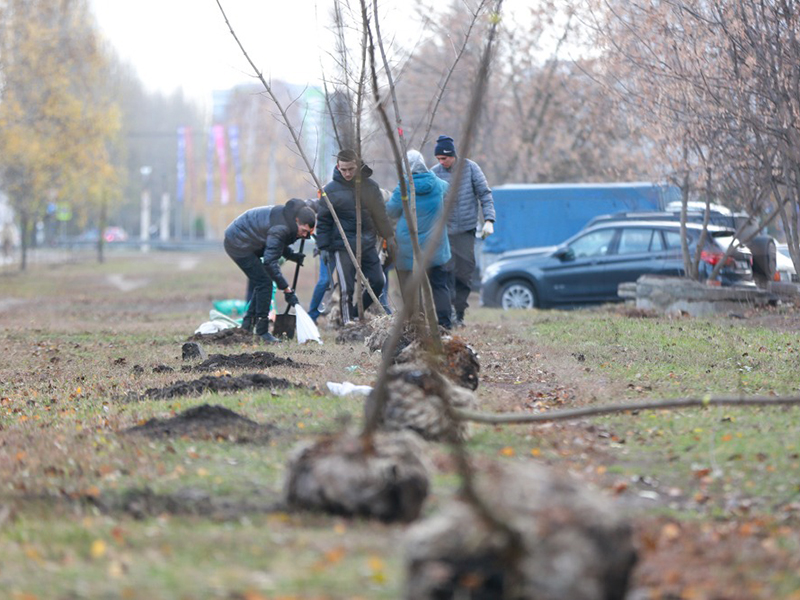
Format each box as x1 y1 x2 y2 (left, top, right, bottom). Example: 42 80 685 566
431 135 495 327
224 198 316 342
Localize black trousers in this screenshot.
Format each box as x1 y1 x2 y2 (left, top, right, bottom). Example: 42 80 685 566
332 247 386 324
397 265 452 330
447 229 476 317
227 251 274 335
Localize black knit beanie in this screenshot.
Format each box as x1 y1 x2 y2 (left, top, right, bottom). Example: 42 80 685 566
434 135 456 157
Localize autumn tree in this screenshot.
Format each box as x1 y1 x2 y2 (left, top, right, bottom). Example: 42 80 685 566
0 0 121 269
589 0 800 276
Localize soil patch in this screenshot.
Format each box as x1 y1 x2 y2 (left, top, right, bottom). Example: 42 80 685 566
187 327 258 345
123 403 278 443
193 351 302 371
139 373 297 400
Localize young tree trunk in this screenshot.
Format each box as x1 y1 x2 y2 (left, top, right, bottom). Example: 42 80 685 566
19 209 29 272
97 194 108 264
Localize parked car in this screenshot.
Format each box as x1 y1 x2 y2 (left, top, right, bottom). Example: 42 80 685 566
103 226 128 242
776 244 798 282
586 204 785 286
480 220 755 309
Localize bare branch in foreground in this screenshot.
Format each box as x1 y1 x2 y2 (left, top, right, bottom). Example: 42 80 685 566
365 0 504 436
455 394 800 425
364 0 520 580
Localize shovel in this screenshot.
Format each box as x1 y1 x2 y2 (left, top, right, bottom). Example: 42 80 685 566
273 238 305 339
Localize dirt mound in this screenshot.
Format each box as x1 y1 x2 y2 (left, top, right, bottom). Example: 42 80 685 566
141 373 296 400
123 403 278 443
187 327 256 345
193 351 301 371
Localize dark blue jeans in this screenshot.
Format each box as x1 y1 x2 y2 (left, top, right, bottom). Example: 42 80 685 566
227 251 275 334
308 251 332 321
379 264 394 314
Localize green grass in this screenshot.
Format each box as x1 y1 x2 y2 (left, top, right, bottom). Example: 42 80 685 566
2 256 800 598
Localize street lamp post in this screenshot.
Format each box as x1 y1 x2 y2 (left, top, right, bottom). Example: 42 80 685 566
140 166 152 253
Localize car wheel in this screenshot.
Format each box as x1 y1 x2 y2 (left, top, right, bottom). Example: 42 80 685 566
500 279 537 309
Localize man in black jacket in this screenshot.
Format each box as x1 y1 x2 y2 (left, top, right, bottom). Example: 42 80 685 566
315 149 396 324
224 198 316 342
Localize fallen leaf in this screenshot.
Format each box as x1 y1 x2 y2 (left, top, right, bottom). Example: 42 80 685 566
90 539 107 559
660 522 681 542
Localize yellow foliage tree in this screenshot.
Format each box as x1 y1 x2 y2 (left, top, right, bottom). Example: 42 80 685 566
0 0 121 268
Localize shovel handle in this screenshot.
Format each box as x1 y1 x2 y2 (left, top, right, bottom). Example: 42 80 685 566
285 238 305 314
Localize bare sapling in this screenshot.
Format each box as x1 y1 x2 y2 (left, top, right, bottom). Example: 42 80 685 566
363 0 441 347
414 0 491 154
364 2 529 585
215 0 382 311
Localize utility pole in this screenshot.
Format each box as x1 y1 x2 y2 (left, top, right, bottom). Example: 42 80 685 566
140 166 152 253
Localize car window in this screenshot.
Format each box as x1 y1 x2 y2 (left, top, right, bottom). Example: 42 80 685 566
663 230 682 249
568 229 616 258
618 228 662 254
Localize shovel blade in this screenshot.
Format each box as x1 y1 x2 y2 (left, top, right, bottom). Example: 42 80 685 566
272 314 296 339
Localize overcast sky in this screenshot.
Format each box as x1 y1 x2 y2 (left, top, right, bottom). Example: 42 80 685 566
89 0 422 106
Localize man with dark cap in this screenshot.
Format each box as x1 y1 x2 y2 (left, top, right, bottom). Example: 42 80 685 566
224 198 316 343
315 149 396 325
431 134 495 327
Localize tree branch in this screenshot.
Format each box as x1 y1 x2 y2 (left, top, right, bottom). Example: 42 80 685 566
456 394 800 424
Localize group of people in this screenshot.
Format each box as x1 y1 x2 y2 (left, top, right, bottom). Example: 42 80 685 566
223 135 496 343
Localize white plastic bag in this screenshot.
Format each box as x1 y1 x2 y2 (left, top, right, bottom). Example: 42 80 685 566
295 305 323 344
208 309 240 327
194 310 239 334
326 381 373 396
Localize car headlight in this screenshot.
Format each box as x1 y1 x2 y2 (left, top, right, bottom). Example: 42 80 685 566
482 262 502 283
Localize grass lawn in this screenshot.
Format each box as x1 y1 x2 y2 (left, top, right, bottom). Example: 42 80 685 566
1 250 799 599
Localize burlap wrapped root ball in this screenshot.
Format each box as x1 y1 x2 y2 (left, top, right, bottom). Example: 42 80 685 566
366 317 480 391
404 462 637 600
381 362 478 442
283 430 430 523
396 335 480 391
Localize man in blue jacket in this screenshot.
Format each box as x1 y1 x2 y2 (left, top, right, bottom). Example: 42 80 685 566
224 198 316 342
431 135 496 327
315 149 396 325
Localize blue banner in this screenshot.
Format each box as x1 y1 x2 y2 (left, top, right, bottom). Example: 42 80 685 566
176 127 186 203
228 125 245 204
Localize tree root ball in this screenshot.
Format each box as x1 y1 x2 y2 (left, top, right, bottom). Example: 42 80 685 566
400 335 480 391
366 315 481 391
283 431 430 523
382 362 478 442
404 463 637 600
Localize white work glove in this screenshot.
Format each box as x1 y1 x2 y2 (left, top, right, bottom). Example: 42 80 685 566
481 220 494 239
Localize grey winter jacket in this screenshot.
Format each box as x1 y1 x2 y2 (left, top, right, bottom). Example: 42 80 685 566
223 198 306 290
431 158 495 234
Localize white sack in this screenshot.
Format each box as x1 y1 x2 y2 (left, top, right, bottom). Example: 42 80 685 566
326 381 373 396
295 305 323 344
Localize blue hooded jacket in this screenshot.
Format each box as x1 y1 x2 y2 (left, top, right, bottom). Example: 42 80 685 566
387 168 451 270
